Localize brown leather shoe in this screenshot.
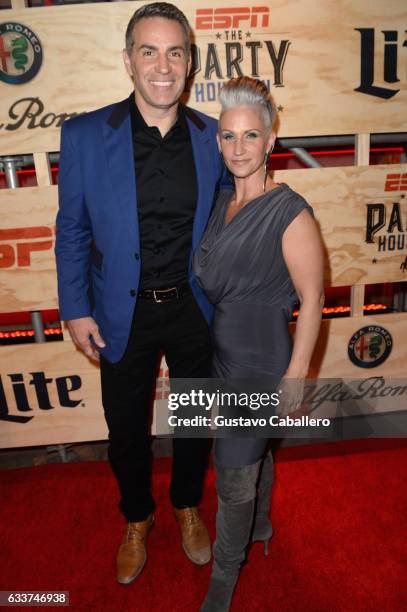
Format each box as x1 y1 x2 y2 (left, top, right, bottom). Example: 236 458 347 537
116 514 154 585
174 507 211 565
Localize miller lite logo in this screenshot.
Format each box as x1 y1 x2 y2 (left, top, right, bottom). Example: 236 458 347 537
0 371 83 423
0 22 43 85
196 6 270 30
354 28 406 100
348 326 393 369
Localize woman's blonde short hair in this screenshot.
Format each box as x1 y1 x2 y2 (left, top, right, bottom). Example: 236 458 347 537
219 77 276 133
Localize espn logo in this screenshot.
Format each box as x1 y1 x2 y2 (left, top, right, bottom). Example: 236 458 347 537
384 173 407 192
0 226 54 268
196 6 270 30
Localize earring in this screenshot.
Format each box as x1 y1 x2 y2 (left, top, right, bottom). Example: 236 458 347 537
262 144 274 193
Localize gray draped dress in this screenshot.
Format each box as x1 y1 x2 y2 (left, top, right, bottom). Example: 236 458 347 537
193 184 312 466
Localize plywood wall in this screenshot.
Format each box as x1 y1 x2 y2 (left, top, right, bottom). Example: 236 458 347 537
0 0 406 153
0 0 406 447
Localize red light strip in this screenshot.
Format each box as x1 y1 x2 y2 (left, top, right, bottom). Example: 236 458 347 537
0 328 63 339
0 147 404 176
0 303 389 338
293 303 387 316
272 147 403 159
0 166 59 176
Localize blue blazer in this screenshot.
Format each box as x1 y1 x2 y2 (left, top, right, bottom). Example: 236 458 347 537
55 95 226 362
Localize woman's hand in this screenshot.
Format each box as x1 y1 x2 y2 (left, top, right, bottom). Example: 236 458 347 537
277 376 305 417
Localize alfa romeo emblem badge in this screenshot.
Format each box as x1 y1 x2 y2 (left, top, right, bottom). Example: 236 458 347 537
348 325 393 368
0 22 43 85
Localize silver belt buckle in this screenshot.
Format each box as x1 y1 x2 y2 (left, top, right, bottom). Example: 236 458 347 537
153 287 178 303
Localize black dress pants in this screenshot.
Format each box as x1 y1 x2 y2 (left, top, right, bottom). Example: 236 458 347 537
100 292 213 522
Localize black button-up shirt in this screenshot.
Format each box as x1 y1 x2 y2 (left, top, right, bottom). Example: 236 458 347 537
129 95 198 290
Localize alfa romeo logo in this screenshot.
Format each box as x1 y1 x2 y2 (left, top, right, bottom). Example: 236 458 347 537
0 22 43 85
348 325 393 368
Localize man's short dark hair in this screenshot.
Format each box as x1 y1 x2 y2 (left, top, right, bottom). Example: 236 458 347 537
125 2 191 56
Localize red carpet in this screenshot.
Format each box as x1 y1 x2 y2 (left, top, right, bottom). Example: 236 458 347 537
1 439 406 611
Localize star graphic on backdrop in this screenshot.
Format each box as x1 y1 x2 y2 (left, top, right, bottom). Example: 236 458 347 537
216 32 222 39
372 258 377 264
277 105 284 112
245 31 252 38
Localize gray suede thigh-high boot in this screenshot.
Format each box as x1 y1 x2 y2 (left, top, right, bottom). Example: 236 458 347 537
251 451 274 554
200 460 261 612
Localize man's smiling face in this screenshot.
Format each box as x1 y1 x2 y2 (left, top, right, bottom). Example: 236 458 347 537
123 17 191 113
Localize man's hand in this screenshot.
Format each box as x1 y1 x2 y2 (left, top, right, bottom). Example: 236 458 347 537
67 317 106 361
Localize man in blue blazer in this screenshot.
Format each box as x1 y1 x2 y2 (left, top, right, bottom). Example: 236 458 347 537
55 3 225 584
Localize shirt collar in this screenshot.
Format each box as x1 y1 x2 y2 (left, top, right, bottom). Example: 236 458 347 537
129 93 189 136
176 104 190 136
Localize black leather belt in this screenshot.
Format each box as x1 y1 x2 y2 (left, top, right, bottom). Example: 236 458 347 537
138 282 190 303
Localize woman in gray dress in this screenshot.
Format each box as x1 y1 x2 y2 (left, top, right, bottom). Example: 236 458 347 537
193 77 324 611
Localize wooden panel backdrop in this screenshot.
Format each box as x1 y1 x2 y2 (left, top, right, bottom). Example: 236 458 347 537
0 0 406 153
0 0 406 447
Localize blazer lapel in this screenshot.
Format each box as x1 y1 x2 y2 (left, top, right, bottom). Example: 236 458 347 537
102 100 214 252
185 107 213 251
102 97 139 245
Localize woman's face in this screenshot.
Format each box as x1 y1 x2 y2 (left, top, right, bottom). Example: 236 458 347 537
217 105 274 180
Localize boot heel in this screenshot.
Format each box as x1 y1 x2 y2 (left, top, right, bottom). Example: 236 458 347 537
263 538 270 557
201 461 262 612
